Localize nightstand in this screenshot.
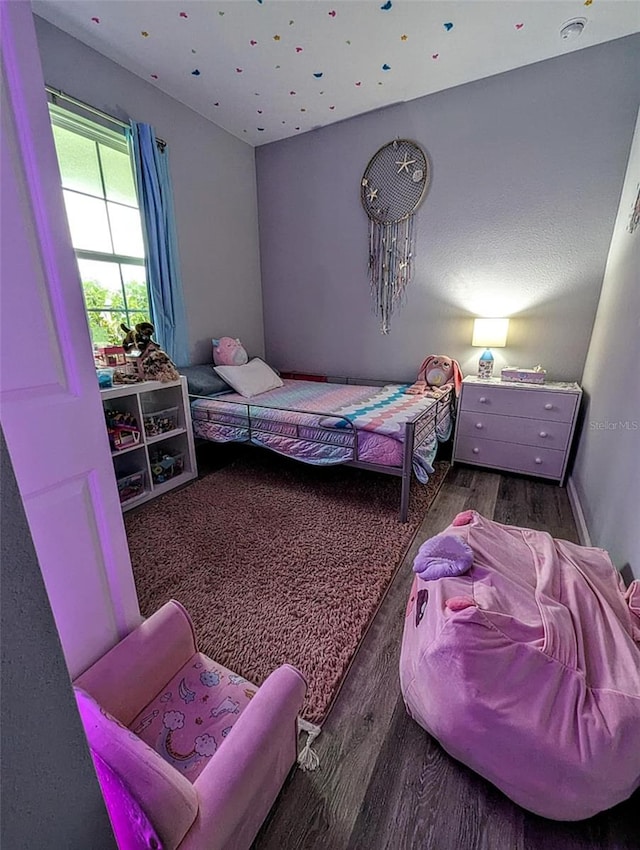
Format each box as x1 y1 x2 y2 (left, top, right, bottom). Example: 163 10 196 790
452 376 582 485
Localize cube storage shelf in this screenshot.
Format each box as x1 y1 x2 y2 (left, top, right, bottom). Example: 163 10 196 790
101 377 197 511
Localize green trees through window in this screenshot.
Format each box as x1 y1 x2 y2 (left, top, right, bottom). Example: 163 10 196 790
49 103 151 346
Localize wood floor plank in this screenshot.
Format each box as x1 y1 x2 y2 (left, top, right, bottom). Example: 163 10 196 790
492 474 580 544
253 467 638 850
347 697 526 850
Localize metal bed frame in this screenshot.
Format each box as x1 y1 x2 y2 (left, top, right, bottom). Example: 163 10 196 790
189 385 453 523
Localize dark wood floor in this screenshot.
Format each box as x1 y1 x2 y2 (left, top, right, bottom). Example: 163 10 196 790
252 465 639 850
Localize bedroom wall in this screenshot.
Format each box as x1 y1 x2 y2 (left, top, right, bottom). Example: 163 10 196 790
34 15 264 366
571 110 640 579
256 35 640 383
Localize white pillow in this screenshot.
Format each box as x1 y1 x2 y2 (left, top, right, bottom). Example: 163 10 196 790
213 358 283 398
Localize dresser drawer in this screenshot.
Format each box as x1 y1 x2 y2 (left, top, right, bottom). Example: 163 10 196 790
455 435 566 479
456 411 572 450
462 384 578 423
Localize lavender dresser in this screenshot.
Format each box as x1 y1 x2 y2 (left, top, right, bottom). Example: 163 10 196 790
453 376 582 485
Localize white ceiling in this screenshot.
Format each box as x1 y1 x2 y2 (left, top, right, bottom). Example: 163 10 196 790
34 0 640 147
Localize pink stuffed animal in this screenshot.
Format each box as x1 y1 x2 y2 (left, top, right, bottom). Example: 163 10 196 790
212 337 248 367
406 355 463 398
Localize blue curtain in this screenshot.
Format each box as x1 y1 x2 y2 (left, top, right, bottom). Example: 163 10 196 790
129 121 190 365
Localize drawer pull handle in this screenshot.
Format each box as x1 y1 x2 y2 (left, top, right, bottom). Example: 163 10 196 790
544 403 553 410
475 423 483 430
479 397 487 403
535 457 542 465
472 447 480 454
539 431 547 438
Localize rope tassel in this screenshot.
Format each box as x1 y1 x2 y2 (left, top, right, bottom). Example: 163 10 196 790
297 717 321 771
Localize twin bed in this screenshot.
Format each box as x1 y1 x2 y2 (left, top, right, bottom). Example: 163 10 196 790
188 378 454 522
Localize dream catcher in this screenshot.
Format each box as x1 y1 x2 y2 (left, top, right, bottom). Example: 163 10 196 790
360 139 430 333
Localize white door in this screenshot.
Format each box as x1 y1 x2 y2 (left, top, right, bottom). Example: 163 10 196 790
0 0 141 678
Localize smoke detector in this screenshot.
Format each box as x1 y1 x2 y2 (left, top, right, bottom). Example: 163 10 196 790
560 18 587 40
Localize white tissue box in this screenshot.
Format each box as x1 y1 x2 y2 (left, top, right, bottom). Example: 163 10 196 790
501 367 546 384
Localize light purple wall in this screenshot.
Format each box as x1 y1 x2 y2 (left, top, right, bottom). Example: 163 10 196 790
34 15 263 366
571 111 640 579
256 35 640 383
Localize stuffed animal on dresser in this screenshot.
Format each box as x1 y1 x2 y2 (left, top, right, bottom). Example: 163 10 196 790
120 322 180 383
406 355 463 398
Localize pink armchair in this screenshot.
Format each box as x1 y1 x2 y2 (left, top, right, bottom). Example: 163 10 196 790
73 600 306 850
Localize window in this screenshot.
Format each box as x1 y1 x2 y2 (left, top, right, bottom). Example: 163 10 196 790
48 103 151 345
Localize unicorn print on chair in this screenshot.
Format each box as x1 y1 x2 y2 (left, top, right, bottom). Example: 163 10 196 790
210 697 241 718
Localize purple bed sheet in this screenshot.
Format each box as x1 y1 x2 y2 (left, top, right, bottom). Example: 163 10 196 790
191 380 452 482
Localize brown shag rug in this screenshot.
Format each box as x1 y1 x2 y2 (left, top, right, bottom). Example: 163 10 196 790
125 450 448 724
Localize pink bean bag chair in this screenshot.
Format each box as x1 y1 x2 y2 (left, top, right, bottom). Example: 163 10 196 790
399 510 640 820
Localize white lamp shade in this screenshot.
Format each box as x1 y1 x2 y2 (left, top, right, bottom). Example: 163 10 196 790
472 318 509 348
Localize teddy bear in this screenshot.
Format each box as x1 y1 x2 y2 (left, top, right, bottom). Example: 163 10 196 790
120 322 180 383
212 337 248 367
405 355 463 398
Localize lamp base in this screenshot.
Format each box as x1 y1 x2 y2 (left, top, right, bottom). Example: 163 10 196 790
478 349 494 379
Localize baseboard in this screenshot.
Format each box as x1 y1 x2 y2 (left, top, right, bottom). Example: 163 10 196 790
566 477 592 547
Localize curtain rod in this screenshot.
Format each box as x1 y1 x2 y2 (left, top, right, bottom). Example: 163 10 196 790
45 85 166 149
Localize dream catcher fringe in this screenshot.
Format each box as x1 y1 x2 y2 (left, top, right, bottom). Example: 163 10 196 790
361 139 429 334
368 215 415 334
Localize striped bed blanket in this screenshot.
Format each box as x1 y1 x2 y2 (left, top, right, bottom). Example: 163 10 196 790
319 383 448 438
191 380 452 482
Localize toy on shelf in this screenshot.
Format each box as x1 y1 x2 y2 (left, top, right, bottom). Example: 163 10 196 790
96 368 114 389
104 409 142 451
149 448 184 484
121 321 180 383
117 470 145 504
143 407 179 437
94 345 127 368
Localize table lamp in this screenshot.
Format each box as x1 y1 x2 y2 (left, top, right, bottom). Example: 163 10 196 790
472 318 509 378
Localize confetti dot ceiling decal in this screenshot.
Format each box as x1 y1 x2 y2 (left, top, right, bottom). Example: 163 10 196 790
41 1 638 146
